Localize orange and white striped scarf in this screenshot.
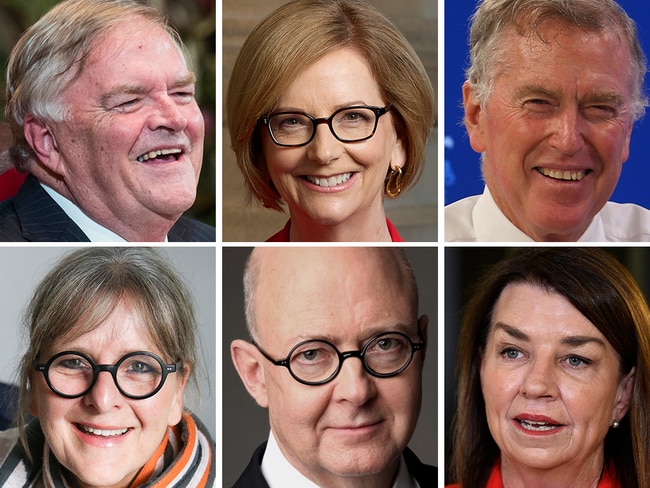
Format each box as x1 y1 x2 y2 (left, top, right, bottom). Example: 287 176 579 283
0 412 214 488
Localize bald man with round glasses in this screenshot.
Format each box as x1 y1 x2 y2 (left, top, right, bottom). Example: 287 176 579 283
229 247 436 488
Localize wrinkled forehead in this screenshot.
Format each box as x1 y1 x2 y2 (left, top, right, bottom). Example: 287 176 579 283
83 16 188 72
488 21 633 90
493 17 629 64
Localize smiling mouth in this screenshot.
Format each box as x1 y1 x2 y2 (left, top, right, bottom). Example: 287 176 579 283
77 424 130 437
517 419 562 432
536 167 589 181
136 148 183 163
305 173 352 188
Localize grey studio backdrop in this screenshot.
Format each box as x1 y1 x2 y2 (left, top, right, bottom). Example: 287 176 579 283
222 247 438 487
0 246 216 440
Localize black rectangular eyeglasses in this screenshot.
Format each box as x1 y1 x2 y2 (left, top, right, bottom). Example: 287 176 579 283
258 104 392 147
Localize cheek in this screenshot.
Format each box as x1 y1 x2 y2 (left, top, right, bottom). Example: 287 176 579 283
29 379 58 418
35 396 78 446
267 380 331 433
154 381 186 426
261 137 295 176
186 104 206 138
481 363 516 414
600 128 631 167
378 372 422 423
366 129 398 168
484 107 539 154
130 397 181 447
562 380 613 425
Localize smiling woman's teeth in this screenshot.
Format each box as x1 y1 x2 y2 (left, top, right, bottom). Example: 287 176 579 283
80 425 129 437
136 148 182 162
306 173 352 187
519 420 558 431
538 168 585 181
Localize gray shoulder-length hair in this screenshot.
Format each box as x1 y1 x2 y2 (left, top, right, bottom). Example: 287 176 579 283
17 247 198 460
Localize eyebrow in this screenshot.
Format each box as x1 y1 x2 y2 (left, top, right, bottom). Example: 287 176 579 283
100 72 197 107
493 322 531 341
492 322 606 348
514 84 559 101
514 84 626 108
582 91 626 109
272 100 375 115
172 72 197 88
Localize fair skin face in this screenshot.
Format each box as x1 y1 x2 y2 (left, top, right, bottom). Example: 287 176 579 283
261 48 406 242
232 248 427 488
29 300 188 488
480 283 635 488
464 23 634 241
23 17 204 242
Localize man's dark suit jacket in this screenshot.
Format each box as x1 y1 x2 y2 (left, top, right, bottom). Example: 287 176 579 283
0 175 215 242
231 442 437 488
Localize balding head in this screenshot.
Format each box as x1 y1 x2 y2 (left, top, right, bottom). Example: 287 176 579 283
243 247 418 342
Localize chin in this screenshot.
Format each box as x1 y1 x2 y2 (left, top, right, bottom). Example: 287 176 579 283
301 205 357 227
152 192 197 217
323 449 398 478
65 468 135 488
508 450 567 471
532 206 595 232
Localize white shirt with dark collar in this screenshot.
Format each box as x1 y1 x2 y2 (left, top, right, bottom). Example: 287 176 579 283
41 183 169 242
445 186 650 242
260 430 419 488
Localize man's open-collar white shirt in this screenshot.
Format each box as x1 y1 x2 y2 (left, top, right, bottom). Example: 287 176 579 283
261 430 420 488
445 186 650 242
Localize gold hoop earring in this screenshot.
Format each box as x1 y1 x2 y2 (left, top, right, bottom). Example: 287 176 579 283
385 166 403 198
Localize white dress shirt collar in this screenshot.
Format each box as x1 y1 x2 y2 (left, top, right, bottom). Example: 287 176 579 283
261 430 419 488
473 187 533 241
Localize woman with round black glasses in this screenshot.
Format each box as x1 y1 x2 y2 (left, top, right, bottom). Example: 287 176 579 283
227 0 435 242
0 247 215 487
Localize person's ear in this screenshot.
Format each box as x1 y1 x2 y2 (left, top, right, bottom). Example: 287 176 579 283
390 135 407 171
23 115 66 177
231 339 269 408
613 366 635 423
462 81 488 154
167 362 191 426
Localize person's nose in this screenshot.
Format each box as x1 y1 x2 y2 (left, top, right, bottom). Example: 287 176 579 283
548 106 586 156
148 95 189 133
83 371 125 412
519 357 559 399
331 356 377 406
305 123 344 165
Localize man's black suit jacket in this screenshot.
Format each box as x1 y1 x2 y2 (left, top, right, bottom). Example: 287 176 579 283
231 442 437 488
0 175 215 242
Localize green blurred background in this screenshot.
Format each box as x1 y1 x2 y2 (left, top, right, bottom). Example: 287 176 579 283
0 0 215 226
